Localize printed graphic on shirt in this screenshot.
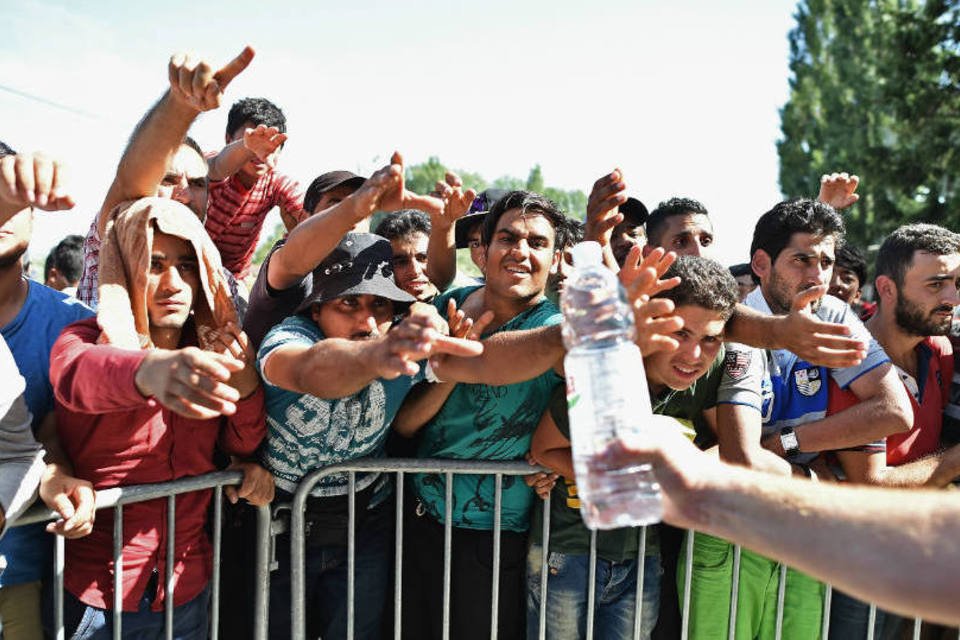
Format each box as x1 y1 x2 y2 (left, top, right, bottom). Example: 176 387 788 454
724 349 752 380
794 367 822 396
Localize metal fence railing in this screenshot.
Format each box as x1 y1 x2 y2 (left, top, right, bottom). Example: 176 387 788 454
12 470 272 640
8 461 959 640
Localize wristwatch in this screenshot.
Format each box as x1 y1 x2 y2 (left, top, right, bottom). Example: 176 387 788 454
780 426 800 457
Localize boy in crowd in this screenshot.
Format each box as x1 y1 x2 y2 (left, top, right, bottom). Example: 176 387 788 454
43 235 84 295
729 263 755 302
204 97 305 281
829 243 875 320
527 256 760 640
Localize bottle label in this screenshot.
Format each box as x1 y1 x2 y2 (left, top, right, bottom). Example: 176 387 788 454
564 344 652 458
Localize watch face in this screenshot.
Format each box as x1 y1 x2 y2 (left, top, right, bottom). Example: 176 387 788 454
782 430 799 451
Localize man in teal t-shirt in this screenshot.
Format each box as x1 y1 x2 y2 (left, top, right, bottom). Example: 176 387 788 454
396 191 568 640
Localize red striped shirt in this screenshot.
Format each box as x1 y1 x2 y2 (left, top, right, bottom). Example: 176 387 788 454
205 171 304 280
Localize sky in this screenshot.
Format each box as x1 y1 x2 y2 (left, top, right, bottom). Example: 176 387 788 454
1 0 801 270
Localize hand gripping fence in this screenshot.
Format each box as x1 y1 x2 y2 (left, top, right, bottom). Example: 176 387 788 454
10 462 955 640
12 470 272 640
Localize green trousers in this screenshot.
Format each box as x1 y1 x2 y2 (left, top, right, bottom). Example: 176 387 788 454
677 531 824 639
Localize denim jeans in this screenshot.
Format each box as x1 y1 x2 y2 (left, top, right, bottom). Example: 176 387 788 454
268 502 391 640
526 544 661 640
63 579 209 640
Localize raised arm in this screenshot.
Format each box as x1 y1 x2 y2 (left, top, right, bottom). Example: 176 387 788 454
584 169 628 272
0 152 76 224
426 171 476 291
267 151 444 291
206 124 287 182
263 305 482 399
725 286 868 368
614 423 960 626
97 46 255 236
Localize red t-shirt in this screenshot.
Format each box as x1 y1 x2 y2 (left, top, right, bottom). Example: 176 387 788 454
50 318 266 611
828 335 952 466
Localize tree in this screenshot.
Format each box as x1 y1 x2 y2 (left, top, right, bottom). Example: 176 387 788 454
778 0 960 250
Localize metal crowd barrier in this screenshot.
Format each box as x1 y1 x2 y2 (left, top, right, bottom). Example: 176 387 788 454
12 470 272 640
9 461 958 640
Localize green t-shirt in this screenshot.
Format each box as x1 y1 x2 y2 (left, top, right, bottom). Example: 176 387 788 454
414 286 564 532
531 347 729 561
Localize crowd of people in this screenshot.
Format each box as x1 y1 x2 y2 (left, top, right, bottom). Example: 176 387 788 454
2 45 960 640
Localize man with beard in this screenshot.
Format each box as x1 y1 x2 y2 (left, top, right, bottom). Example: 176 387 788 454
683 198 911 640
823 226 960 637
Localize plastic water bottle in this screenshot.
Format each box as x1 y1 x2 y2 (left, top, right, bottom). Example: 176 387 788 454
560 241 663 529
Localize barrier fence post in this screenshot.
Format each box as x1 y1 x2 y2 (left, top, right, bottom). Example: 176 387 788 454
253 503 272 640
113 503 124 640
165 494 176 640
490 473 503 640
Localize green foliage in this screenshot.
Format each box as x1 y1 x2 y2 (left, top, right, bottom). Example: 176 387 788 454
405 156 489 194
778 0 960 249
253 220 285 266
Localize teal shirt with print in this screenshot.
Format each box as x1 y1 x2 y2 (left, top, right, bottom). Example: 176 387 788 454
258 315 424 498
414 286 564 532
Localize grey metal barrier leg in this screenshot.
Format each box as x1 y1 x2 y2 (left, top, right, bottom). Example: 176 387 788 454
728 545 742 640
166 495 176 640
54 532 65 640
633 527 647 640
586 529 597 640
253 504 272 640
680 530 693 640
394 471 404 640
867 604 878 640
490 474 502 640
348 471 356 640
211 489 222 640
113 503 124 640
913 618 922 640
821 585 832 639
443 471 453 640
537 493 551 640
773 563 787 640
291 488 308 640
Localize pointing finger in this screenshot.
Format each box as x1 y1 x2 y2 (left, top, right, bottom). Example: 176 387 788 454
213 45 255 88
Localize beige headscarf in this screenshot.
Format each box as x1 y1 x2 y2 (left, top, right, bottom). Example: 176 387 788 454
97 197 236 350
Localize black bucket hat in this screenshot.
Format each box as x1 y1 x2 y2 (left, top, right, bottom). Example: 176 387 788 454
294 232 415 314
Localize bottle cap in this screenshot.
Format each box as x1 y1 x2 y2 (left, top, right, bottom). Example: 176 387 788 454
570 241 603 267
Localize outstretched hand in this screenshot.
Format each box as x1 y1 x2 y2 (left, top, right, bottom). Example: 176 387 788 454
772 284 867 368
375 304 484 379
431 172 477 230
619 245 680 302
168 46 255 112
350 152 446 225
134 347 246 419
817 172 860 211
243 124 287 167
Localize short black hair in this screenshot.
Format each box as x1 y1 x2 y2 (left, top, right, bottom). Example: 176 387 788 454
226 98 287 137
875 223 960 288
556 216 585 250
482 190 566 251
45 234 84 284
750 198 845 267
0 141 15 158
728 263 753 278
374 209 431 240
834 244 868 288
655 255 739 322
647 197 709 245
